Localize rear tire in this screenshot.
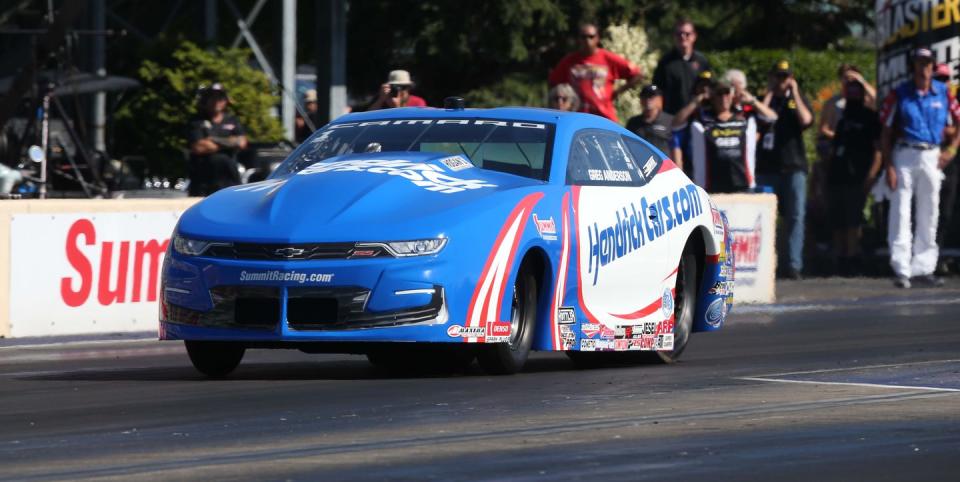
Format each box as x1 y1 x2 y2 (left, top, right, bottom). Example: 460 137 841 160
652 241 698 363
184 341 245 377
565 241 699 367
477 264 537 375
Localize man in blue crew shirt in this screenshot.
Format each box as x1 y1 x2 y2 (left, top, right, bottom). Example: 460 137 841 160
880 47 960 288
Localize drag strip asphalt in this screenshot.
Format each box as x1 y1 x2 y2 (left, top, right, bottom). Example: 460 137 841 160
0 280 958 481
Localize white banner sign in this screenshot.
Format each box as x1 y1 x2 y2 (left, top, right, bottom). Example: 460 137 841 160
9 212 181 337
713 194 777 304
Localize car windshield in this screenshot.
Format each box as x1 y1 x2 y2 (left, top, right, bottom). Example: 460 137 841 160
273 118 555 180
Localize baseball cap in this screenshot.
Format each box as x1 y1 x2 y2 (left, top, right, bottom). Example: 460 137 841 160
640 84 663 98
386 70 414 86
771 59 792 75
913 48 935 63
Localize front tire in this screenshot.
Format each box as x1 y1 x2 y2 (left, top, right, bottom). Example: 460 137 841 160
477 264 537 375
185 341 245 377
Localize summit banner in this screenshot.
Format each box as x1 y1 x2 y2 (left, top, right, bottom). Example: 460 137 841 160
876 0 960 98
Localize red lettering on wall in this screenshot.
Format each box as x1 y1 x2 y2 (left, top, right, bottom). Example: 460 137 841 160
132 239 170 302
97 241 130 305
58 218 170 307
60 219 95 307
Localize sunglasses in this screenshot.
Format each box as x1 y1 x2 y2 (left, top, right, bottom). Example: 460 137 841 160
580 33 597 39
552 96 571 102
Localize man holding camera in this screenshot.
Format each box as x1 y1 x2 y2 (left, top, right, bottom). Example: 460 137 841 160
368 70 427 110
757 59 814 280
187 83 247 197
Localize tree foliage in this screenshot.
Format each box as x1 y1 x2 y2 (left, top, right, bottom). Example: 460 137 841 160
345 0 873 107
114 41 283 176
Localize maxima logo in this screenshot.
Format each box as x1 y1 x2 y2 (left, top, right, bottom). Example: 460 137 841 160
587 184 703 285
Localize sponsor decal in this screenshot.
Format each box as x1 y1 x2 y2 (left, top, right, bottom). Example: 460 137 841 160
656 333 675 350
297 159 497 194
580 338 597 351
239 270 333 283
588 169 632 182
557 307 576 324
485 321 512 342
586 184 703 285
439 155 473 172
581 323 601 338
599 325 616 340
641 334 656 350
614 339 629 350
660 289 674 318
641 156 657 178
730 215 761 273
532 213 558 241
642 321 657 335
706 298 726 327
708 281 734 296
447 324 486 338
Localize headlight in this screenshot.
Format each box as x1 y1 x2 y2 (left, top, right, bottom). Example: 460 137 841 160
172 234 231 256
357 238 447 257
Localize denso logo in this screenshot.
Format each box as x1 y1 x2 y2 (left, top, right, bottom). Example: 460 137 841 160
587 184 703 285
731 216 761 272
60 219 169 307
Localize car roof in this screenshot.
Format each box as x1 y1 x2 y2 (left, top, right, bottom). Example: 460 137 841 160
331 106 626 131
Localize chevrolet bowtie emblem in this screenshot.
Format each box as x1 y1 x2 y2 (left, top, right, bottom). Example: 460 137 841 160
274 247 305 258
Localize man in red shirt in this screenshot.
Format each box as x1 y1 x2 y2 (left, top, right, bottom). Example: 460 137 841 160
549 23 643 123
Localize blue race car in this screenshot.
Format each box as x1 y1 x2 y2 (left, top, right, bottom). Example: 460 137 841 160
161 102 735 376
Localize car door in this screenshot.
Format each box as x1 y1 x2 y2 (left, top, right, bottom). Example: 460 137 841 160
569 129 672 331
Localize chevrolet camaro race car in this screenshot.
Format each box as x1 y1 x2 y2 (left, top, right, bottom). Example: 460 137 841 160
160 102 735 376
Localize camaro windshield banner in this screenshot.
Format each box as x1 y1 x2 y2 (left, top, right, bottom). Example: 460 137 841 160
876 0 960 98
8 212 182 337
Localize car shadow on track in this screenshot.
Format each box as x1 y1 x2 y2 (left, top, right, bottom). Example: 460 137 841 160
16 353 669 382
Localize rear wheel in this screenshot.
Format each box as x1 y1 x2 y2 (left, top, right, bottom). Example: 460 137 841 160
652 241 698 363
184 341 245 377
566 241 698 367
477 264 537 375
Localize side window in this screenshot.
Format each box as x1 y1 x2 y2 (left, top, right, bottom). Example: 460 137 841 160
566 130 642 186
622 135 663 186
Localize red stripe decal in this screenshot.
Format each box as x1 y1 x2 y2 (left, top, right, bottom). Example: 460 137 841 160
658 158 679 174
464 192 545 342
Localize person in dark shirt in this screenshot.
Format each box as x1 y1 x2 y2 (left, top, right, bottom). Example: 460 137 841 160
652 17 711 115
187 83 248 196
827 80 883 275
674 81 758 193
757 59 814 279
625 84 673 155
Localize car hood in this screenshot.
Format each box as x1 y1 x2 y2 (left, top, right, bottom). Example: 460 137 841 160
177 152 542 242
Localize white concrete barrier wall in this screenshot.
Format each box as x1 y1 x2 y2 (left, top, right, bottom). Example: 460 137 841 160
0 199 199 337
713 193 778 304
0 194 776 338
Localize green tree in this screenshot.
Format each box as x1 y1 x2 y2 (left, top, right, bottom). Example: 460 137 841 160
115 41 283 177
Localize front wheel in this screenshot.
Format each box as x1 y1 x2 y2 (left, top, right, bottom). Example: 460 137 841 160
185 341 245 377
477 264 537 375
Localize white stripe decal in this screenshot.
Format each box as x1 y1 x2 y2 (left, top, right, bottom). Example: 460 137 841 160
551 196 571 350
467 208 527 342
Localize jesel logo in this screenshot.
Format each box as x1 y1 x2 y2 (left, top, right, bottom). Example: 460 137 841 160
587 184 702 285
731 215 761 273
